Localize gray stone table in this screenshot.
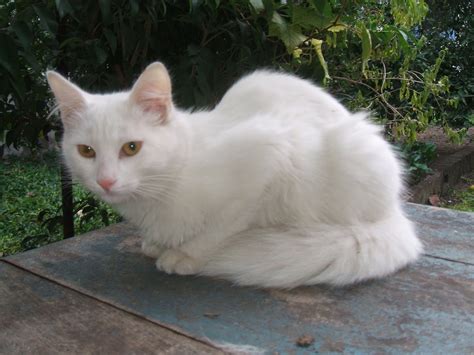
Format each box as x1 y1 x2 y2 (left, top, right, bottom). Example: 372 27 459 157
1 203 473 354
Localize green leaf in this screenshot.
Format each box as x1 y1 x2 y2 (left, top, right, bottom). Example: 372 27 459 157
327 24 346 33
100 209 110 226
99 0 112 23
292 6 330 29
385 25 410 54
310 38 330 82
59 37 83 49
20 51 41 72
269 12 306 52
249 0 264 11
292 48 302 59
103 28 117 54
261 0 274 18
188 0 203 13
312 0 332 19
94 46 108 65
0 33 20 77
12 21 33 50
130 0 139 15
359 24 372 76
391 0 428 27
37 210 49 223
55 0 74 18
33 5 58 34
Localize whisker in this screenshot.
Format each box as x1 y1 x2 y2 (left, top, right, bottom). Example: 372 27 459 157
136 187 178 201
135 185 189 207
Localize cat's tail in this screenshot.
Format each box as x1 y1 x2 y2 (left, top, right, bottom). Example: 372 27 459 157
201 210 422 288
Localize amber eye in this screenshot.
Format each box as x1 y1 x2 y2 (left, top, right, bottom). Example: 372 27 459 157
77 145 96 158
121 141 142 157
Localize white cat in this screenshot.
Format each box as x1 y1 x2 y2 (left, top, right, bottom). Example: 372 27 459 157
47 62 422 288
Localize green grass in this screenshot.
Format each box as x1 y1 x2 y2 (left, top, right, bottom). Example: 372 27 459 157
442 178 474 213
449 191 474 212
0 152 119 256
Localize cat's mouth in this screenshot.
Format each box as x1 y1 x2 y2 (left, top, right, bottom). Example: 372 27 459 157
97 189 130 205
87 180 139 205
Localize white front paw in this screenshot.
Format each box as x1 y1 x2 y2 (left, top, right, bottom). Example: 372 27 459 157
141 240 167 258
156 249 202 275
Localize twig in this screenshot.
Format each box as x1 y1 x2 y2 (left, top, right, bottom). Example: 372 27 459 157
381 59 387 92
333 75 404 118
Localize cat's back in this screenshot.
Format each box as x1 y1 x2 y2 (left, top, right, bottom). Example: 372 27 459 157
214 70 349 124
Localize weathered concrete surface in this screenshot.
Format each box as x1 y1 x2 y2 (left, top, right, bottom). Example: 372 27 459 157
405 203 474 264
3 203 474 354
0 262 222 354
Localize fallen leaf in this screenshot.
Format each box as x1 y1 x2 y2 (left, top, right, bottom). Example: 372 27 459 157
295 335 314 348
428 194 440 206
203 312 220 319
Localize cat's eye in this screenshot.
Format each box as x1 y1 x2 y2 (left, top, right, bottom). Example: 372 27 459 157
77 145 96 158
121 141 143 157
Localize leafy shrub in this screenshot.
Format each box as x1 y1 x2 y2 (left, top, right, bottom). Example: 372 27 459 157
1 0 469 151
400 141 437 184
0 1 471 246
420 0 473 129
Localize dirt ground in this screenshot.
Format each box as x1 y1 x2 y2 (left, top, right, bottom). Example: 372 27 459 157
418 126 474 155
416 126 474 208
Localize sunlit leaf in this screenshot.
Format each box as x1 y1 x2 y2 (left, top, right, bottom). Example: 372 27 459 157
327 24 346 32
310 38 330 82
249 0 264 11
292 48 302 59
359 24 372 76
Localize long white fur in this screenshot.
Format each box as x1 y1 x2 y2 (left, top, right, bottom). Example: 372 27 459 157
47 63 423 288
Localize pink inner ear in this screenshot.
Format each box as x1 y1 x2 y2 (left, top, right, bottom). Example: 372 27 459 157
133 83 171 122
61 97 85 118
139 97 167 113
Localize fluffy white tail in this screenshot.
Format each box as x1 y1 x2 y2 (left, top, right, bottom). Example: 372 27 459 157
201 211 422 288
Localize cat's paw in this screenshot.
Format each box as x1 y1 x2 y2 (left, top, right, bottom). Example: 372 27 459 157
141 240 167 258
156 249 202 275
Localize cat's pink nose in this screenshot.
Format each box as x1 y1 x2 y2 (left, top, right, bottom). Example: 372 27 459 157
97 178 116 192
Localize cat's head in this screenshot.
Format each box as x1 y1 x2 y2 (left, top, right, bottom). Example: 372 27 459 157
47 62 188 205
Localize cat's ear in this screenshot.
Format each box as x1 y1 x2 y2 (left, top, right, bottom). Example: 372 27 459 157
46 71 86 128
130 62 173 124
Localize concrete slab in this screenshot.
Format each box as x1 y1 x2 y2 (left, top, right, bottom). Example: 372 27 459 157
4 204 473 353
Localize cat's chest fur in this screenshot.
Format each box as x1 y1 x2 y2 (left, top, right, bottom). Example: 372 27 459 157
118 113 311 246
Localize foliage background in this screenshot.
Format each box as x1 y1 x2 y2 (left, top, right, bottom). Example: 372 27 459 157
0 0 472 254
0 153 120 255
1 0 471 150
